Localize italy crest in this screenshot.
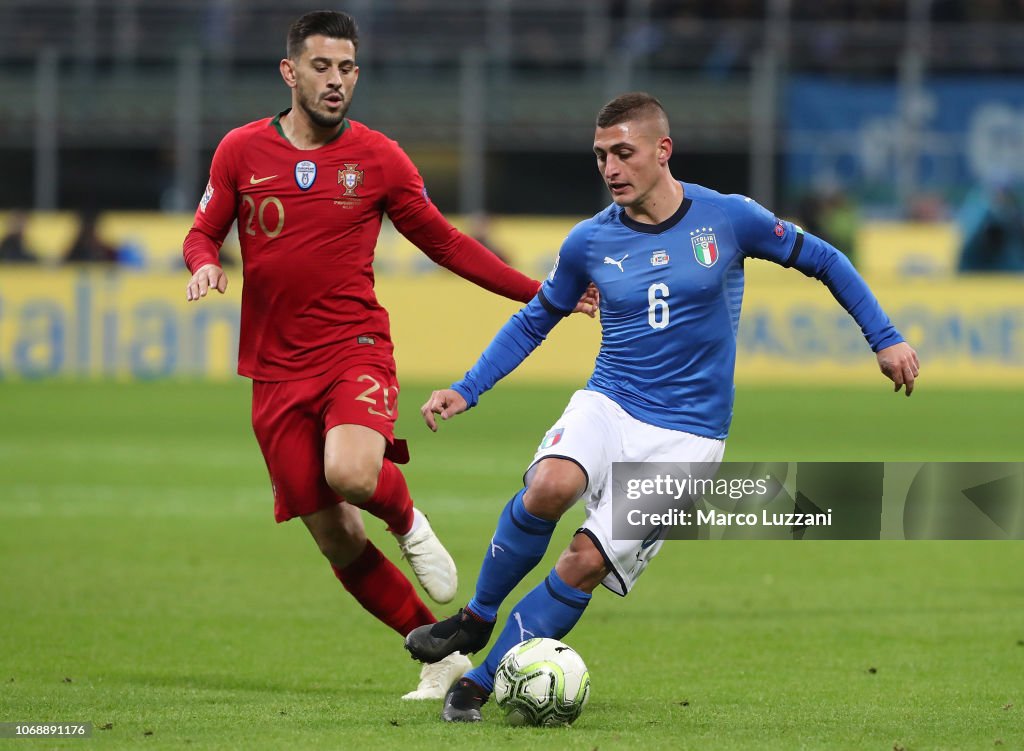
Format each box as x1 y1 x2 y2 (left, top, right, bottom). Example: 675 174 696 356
540 428 564 449
690 228 718 268
338 163 364 197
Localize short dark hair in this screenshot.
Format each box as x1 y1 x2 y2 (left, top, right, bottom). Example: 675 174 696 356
596 92 669 131
287 10 359 59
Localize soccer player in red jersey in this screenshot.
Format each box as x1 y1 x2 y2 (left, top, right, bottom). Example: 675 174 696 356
182 10 595 700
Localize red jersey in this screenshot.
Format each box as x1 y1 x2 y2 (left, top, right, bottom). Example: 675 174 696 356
184 113 540 381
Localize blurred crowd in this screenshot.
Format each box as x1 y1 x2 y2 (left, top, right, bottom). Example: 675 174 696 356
0 211 239 268
632 0 1024 22
955 175 1024 271
7 0 1024 66
1 211 119 265
5 191 1023 273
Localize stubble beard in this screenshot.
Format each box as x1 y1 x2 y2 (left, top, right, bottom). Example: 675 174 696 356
299 88 349 129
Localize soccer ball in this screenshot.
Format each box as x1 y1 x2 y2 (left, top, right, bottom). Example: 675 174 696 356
493 637 591 726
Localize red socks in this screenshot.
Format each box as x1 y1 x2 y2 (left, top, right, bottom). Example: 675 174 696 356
359 459 415 535
329 461 424 635
332 541 435 636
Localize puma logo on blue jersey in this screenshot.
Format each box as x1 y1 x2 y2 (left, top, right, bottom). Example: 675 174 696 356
603 253 629 272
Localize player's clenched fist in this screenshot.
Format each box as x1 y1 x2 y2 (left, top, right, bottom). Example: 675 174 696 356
421 389 469 432
573 282 600 318
186 263 228 301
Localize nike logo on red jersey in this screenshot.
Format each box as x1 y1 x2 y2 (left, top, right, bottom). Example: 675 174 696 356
249 174 278 185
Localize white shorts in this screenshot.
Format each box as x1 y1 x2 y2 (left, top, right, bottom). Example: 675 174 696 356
524 389 725 597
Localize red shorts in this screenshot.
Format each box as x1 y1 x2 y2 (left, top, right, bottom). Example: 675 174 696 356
251 358 400 522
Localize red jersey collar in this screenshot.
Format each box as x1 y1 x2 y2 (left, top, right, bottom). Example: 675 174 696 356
271 109 350 147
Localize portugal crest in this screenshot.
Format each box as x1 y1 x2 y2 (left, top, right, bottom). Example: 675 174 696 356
690 227 718 268
338 163 364 197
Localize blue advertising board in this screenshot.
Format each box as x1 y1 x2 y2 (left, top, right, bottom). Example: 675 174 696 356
785 76 1024 203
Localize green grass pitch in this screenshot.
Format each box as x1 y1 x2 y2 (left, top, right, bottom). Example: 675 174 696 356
1 380 1022 750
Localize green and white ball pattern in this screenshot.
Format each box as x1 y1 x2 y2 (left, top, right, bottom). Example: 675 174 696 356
493 637 591 726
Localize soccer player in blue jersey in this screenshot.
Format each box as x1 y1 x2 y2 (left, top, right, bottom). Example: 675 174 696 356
404 92 920 722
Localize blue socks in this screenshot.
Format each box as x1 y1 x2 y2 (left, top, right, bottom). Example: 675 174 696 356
461 490 592 694
467 489 556 622
466 568 592 693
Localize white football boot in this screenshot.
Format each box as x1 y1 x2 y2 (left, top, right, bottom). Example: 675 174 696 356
401 653 473 700
394 508 458 604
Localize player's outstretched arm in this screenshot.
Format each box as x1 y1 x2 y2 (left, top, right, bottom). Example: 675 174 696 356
421 222 592 427
421 389 469 432
876 341 920 396
186 263 228 302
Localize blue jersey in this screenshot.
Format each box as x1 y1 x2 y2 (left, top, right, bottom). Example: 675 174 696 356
453 182 903 439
